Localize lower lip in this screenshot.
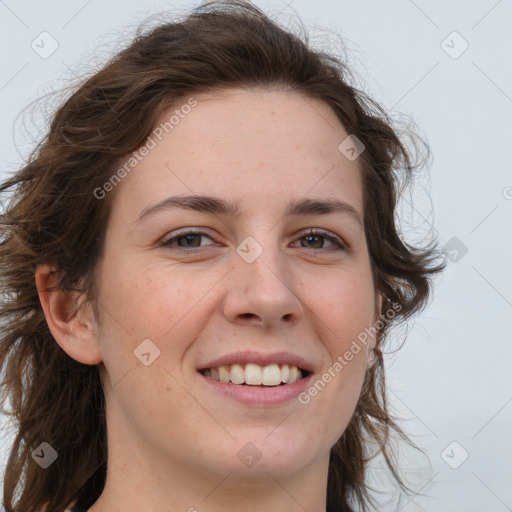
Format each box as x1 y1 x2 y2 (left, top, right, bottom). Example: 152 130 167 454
199 373 312 406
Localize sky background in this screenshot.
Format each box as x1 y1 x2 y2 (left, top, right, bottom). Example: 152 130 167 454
0 1 511 511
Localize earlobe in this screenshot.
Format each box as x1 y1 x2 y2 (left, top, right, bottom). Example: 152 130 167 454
35 264 103 365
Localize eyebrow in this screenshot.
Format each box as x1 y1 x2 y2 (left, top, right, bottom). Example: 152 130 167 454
136 195 363 226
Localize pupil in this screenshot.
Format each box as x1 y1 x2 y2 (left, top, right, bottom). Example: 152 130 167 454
179 234 200 247
304 235 321 248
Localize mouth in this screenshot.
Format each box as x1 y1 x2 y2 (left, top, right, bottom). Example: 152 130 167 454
197 351 314 405
200 363 310 387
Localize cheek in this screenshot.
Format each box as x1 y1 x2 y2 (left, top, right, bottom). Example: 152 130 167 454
98 258 193 337
330 277 375 386
300 265 374 429
95 259 223 384
311 265 376 352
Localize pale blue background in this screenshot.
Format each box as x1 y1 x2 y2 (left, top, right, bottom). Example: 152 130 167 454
1 1 511 511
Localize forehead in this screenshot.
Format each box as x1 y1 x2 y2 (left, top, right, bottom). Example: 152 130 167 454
110 87 363 221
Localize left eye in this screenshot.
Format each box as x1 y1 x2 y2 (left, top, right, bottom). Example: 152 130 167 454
291 230 344 251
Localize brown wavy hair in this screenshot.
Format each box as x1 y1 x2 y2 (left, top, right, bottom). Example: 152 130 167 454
0 1 445 511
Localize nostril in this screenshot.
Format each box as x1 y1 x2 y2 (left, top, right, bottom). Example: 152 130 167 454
240 313 257 319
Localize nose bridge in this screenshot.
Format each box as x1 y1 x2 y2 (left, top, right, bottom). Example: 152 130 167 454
237 231 288 288
223 229 303 326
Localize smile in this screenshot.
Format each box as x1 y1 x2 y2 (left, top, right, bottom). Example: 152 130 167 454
201 363 308 386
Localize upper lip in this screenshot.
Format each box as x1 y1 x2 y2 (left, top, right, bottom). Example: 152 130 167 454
198 351 315 373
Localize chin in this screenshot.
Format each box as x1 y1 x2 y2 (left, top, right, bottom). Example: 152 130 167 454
211 431 326 478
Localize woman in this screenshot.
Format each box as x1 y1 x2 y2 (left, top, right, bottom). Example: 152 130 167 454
0 1 445 511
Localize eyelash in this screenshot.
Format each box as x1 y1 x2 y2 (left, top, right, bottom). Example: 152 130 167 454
160 228 346 253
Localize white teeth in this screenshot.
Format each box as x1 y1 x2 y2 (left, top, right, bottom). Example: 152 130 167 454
281 364 290 383
262 364 281 386
245 363 262 385
202 363 305 386
218 365 230 383
230 363 245 384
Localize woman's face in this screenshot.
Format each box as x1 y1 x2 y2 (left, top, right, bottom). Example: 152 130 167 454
93 87 377 484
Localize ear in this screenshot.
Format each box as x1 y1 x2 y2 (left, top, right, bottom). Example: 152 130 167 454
35 264 103 365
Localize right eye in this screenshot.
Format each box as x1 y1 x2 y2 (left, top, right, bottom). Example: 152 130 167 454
160 230 217 252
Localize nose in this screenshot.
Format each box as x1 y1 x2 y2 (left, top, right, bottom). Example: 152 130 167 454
221 244 304 329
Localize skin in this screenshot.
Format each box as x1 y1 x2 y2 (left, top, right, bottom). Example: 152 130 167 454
36 87 378 512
